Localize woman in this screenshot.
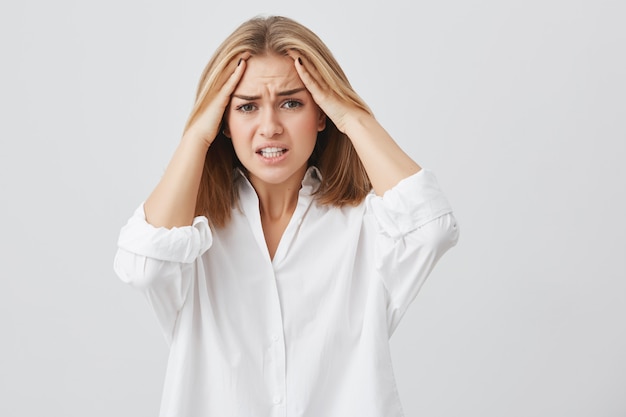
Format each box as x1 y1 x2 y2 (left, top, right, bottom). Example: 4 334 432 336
114 15 459 417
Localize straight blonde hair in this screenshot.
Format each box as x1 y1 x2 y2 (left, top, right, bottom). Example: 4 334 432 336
186 15 373 227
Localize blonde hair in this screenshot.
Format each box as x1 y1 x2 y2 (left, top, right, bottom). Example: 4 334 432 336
186 15 373 227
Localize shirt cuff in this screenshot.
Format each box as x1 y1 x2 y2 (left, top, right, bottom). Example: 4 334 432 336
117 203 213 263
366 169 453 239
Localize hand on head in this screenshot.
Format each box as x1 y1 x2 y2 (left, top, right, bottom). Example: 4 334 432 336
287 52 364 134
184 54 250 148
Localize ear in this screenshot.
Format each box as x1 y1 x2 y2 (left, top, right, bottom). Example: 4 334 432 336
317 111 326 132
222 124 231 138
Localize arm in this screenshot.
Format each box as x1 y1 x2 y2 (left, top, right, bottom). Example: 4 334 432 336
114 203 213 343
294 55 458 332
365 170 459 334
341 111 421 195
144 57 248 228
291 56 421 195
114 57 247 341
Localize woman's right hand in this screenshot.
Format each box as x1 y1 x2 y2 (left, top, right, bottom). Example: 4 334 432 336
143 56 248 228
184 56 248 148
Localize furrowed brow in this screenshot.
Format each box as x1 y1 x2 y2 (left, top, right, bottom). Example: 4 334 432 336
232 88 306 101
277 88 306 96
232 94 260 100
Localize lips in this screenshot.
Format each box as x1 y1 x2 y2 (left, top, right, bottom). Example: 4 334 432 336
257 146 287 158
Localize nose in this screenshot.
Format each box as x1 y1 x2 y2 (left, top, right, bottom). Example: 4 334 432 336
258 108 283 138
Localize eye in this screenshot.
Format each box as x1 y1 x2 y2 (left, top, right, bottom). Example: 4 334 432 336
235 103 256 113
282 99 303 110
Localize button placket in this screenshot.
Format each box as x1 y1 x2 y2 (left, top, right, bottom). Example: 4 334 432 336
267 267 287 416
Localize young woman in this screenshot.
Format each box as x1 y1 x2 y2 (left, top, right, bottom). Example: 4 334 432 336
114 15 459 417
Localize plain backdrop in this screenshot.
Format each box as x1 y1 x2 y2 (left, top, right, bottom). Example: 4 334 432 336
1 0 624 416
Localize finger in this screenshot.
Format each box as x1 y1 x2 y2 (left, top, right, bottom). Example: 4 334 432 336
221 57 247 97
189 56 247 137
293 55 329 100
291 54 359 133
297 55 327 89
293 55 349 119
285 51 321 91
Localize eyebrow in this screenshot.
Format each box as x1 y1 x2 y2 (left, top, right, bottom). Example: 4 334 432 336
232 88 306 101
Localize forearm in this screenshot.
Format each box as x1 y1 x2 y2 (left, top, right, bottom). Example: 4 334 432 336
144 133 210 228
343 111 421 195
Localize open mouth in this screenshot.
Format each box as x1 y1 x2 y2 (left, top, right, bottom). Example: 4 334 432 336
257 147 287 158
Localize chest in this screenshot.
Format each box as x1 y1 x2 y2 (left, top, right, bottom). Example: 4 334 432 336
204 202 375 305
198 204 384 352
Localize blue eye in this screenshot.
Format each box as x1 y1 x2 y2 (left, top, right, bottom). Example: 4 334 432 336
236 103 256 113
282 100 302 110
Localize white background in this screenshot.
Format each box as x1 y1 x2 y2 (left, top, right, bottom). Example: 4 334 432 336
1 0 624 416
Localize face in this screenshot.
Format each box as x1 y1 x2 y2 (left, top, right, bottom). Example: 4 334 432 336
225 53 326 189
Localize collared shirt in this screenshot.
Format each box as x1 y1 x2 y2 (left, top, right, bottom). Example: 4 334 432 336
114 167 459 417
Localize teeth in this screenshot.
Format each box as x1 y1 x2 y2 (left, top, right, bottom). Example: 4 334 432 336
259 147 286 158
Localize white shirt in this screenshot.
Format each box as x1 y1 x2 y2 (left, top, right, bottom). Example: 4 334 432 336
114 167 458 417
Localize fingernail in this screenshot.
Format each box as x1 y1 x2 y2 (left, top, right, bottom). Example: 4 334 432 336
298 57 303 65
237 58 242 66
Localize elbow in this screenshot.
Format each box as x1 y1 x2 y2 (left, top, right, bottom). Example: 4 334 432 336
113 248 180 290
419 212 460 257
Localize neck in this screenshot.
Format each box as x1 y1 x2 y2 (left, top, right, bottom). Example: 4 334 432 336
257 184 300 220
248 169 306 221
248 168 307 260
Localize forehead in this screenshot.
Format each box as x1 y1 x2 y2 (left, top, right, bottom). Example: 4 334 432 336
235 54 302 93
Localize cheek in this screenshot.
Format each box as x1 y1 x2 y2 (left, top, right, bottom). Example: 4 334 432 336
292 115 321 150
292 112 322 134
226 114 251 138
225 117 249 155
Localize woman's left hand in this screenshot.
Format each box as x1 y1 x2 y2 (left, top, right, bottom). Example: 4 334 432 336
289 53 366 134
288 52 421 195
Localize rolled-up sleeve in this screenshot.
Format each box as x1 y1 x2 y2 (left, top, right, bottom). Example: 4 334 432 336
366 169 459 334
113 204 213 343
117 204 212 264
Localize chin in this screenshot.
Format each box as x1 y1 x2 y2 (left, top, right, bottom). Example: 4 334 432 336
247 166 307 187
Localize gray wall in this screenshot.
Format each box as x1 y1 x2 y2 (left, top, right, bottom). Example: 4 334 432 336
1 0 624 416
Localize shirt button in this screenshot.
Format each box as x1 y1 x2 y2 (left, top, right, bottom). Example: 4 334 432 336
272 334 279 342
273 395 282 404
